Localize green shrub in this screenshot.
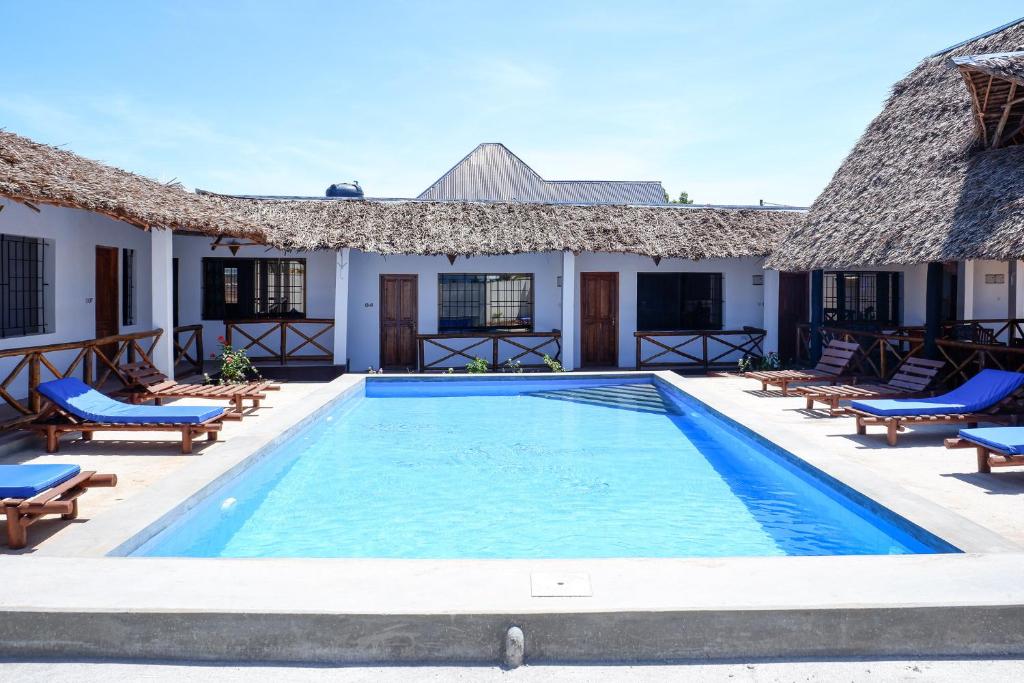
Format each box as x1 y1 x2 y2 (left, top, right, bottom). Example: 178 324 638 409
543 354 564 373
211 336 261 384
466 357 490 374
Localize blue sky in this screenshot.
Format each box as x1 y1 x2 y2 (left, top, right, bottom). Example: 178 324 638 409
2 1 1022 205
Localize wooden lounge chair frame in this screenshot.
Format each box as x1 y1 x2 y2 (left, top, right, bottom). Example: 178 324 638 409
2 470 116 549
846 386 1024 446
121 361 280 413
25 402 225 454
793 357 944 416
945 435 1024 473
745 340 860 396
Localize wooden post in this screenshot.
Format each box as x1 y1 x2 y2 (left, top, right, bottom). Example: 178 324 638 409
702 334 709 374
810 270 824 364
279 322 288 365
28 352 40 414
492 336 499 370
635 334 642 370
925 262 944 359
83 347 94 386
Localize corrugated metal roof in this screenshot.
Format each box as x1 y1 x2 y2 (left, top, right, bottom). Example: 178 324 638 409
416 143 667 204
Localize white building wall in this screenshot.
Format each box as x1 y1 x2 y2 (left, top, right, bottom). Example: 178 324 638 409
171 234 336 360
574 253 766 368
0 199 155 399
970 259 1012 320
347 250 563 371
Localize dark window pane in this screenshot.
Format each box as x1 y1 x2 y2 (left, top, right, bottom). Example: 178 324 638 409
0 234 48 338
821 271 900 326
438 274 533 332
121 248 135 326
637 273 722 331
203 257 306 321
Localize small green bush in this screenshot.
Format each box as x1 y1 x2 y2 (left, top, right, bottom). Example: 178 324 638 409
543 354 564 373
466 357 490 373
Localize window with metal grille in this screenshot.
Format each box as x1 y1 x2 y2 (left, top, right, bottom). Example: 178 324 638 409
121 248 136 326
0 234 49 338
438 274 533 333
637 273 723 331
822 272 901 325
202 257 306 320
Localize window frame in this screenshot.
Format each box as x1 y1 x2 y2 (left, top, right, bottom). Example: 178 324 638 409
636 271 725 332
822 271 902 326
436 272 535 334
201 257 308 321
0 233 50 339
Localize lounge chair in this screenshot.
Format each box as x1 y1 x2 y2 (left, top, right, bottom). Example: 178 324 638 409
26 377 226 454
845 369 1024 446
745 339 860 395
945 427 1024 473
1 464 116 549
793 357 944 415
121 361 280 413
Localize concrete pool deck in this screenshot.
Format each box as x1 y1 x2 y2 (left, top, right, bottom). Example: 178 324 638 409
1 371 1024 663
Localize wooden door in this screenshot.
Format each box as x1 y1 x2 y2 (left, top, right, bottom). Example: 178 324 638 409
778 271 809 364
580 272 618 367
95 246 120 365
380 274 418 370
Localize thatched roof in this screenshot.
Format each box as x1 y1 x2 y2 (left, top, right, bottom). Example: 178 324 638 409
767 18 1024 270
202 193 803 258
951 51 1024 85
0 129 803 259
0 130 256 237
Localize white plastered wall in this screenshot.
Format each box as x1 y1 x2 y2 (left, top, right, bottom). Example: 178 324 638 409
0 198 154 400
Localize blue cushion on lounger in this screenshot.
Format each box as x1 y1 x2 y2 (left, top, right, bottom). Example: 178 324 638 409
959 427 1024 456
849 369 1024 417
0 463 81 498
37 377 223 425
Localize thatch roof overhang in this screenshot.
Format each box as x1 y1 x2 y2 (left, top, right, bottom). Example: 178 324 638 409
0 129 804 259
0 131 260 239
952 51 1024 148
200 192 805 259
767 19 1024 271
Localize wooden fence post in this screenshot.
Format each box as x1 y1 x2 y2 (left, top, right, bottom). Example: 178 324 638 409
28 352 40 414
492 337 500 369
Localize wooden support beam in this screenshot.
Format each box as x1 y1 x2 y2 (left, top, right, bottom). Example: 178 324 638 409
992 82 1018 148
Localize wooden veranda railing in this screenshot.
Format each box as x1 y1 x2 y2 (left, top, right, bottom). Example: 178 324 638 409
798 324 1024 388
417 331 561 372
172 324 204 377
224 318 334 364
0 328 163 428
635 327 767 371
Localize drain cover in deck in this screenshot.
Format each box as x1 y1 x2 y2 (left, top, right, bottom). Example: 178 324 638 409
530 572 592 597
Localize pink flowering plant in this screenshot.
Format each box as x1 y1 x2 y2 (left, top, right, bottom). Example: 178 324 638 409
207 336 261 385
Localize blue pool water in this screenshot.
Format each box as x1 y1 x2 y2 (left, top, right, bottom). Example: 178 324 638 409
134 377 956 558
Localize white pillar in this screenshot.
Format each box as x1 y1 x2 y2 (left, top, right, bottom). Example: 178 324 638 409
560 251 576 371
333 247 350 367
762 269 780 354
959 260 975 320
1015 261 1024 318
149 228 175 375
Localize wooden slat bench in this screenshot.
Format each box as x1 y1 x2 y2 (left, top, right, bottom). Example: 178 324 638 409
745 339 860 395
794 357 944 415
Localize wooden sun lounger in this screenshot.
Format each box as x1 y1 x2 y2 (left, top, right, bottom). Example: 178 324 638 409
122 361 280 413
944 435 1024 474
793 357 944 415
2 470 116 549
745 339 860 395
846 376 1024 446
26 403 225 454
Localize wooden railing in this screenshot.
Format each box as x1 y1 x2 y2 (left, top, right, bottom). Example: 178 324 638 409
0 328 163 428
635 327 767 371
224 318 334 364
417 332 561 372
798 324 1024 388
172 324 204 377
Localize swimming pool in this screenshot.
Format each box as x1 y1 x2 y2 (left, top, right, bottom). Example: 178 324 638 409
133 375 957 558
